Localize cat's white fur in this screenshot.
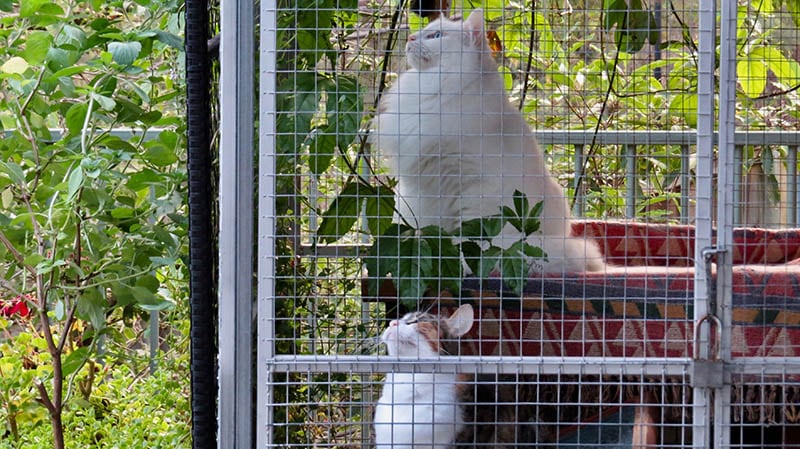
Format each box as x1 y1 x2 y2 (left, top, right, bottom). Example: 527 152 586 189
374 304 473 449
373 9 604 273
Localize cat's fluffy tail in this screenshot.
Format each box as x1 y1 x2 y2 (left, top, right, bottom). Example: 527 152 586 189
528 235 606 274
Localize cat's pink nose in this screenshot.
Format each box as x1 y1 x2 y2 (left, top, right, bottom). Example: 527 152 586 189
389 320 398 327
407 34 416 42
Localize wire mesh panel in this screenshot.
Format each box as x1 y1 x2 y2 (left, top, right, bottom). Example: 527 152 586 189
716 1 800 447
252 0 800 448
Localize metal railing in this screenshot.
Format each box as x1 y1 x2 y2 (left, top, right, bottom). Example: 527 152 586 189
302 129 800 257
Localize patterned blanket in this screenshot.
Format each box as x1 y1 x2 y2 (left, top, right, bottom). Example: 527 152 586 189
407 221 800 429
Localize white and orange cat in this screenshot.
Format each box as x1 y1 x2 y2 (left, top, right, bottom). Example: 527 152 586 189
373 9 604 273
374 304 544 449
374 304 473 449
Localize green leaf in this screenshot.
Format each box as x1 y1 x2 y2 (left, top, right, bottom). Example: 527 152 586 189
364 186 395 236
49 65 89 80
66 166 84 202
307 128 336 175
0 0 12 12
426 232 462 292
788 0 800 27
737 57 768 98
0 161 26 185
142 144 178 166
460 240 483 276
753 46 800 88
603 0 628 31
154 30 184 50
55 299 66 320
108 41 142 66
501 205 525 233
135 274 160 292
668 93 698 127
77 288 107 330
760 149 781 203
62 347 90 377
35 259 67 275
512 190 529 218
316 181 361 243
521 242 547 260
1 56 30 74
91 92 117 111
479 246 501 279
65 103 89 136
459 215 503 239
19 0 49 17
501 243 529 295
365 224 404 296
23 31 53 65
111 207 135 218
126 169 162 191
55 25 87 51
604 0 656 53
45 47 80 71
395 237 432 304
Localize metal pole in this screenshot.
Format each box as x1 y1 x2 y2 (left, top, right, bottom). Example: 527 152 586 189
219 0 255 444
257 0 278 448
680 144 690 224
713 1 737 447
790 147 799 227
625 144 637 219
694 0 717 447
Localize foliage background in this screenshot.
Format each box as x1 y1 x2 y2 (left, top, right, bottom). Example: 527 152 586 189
0 0 190 446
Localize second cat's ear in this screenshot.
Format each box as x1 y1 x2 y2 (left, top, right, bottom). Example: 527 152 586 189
445 304 474 337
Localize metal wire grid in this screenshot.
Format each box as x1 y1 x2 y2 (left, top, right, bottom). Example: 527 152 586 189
233 1 800 448
268 369 695 448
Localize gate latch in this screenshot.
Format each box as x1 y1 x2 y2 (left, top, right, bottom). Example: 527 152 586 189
690 313 725 389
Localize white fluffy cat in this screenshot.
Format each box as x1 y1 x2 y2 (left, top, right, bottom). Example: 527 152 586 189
373 9 604 273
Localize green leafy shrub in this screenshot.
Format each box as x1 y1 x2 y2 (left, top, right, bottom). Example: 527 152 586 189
0 0 186 446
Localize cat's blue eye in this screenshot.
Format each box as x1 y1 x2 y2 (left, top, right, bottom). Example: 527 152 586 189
429 31 441 39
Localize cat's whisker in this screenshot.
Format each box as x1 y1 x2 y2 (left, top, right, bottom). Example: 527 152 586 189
355 336 384 355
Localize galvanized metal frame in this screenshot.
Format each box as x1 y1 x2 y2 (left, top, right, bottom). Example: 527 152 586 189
713 2 738 448
234 1 800 447
693 1 717 446
218 0 256 445
257 0 278 448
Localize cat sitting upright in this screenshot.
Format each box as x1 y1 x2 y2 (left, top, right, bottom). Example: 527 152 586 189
373 9 605 273
374 304 474 449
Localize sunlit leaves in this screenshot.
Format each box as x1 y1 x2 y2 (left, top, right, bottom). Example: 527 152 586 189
738 46 800 98
1 56 30 74
23 31 53 65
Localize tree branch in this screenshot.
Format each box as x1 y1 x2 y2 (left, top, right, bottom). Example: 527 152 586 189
0 230 36 276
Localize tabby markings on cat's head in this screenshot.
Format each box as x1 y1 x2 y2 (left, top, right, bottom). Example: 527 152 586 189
381 304 474 357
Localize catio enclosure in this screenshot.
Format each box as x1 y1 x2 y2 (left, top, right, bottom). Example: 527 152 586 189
216 0 800 448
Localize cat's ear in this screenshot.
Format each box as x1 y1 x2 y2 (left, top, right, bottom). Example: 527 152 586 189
445 304 474 337
463 9 484 35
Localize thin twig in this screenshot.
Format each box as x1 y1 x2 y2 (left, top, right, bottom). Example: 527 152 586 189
519 3 537 111
35 381 56 414
0 230 36 276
